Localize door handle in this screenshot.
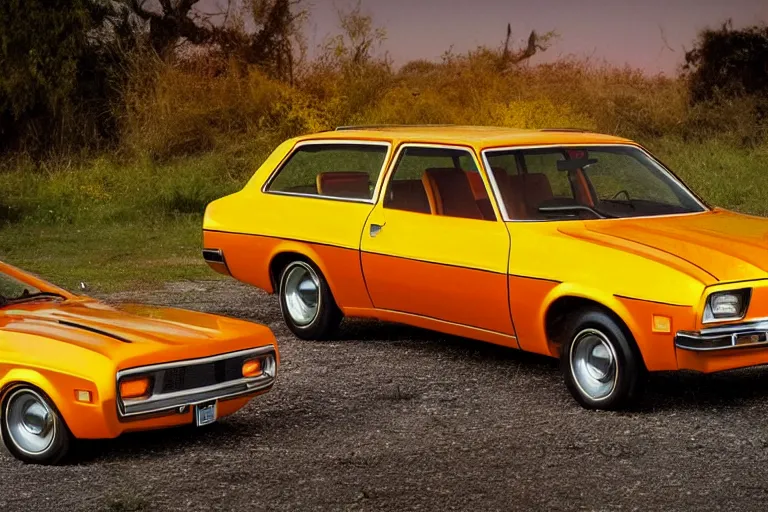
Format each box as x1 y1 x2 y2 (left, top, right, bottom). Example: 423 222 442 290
369 223 385 237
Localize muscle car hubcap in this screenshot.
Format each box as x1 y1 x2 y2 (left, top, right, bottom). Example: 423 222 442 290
570 329 618 401
283 263 320 326
6 389 55 454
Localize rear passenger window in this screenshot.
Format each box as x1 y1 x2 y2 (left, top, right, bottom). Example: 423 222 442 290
266 143 389 201
384 146 495 221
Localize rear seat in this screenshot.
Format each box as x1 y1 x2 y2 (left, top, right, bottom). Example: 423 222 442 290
316 171 371 199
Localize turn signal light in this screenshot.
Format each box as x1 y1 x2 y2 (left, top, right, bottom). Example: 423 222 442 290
652 315 671 333
120 377 151 399
242 359 263 378
75 390 93 403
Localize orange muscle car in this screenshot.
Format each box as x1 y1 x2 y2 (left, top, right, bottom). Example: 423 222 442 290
0 261 278 464
203 125 768 410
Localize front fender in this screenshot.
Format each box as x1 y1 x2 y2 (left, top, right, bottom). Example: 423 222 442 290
540 283 696 371
0 367 119 439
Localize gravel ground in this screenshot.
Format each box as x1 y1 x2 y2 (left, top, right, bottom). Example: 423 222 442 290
3 280 768 511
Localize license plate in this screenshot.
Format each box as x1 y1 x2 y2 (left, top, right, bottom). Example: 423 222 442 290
195 402 217 427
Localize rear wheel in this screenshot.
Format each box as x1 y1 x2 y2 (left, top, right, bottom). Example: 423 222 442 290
1 386 71 464
560 309 645 410
278 260 342 340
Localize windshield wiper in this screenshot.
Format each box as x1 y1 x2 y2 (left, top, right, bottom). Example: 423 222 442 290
538 205 615 219
6 291 67 304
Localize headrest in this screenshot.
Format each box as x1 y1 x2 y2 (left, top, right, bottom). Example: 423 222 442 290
316 171 371 199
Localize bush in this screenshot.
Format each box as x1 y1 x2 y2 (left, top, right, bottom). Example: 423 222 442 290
0 0 132 153
684 22 768 103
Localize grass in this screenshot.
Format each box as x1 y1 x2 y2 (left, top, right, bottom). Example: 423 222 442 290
0 218 220 293
0 150 257 292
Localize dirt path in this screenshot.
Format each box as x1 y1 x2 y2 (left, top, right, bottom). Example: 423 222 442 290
2 281 768 511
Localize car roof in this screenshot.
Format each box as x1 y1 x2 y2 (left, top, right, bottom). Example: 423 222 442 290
298 125 634 149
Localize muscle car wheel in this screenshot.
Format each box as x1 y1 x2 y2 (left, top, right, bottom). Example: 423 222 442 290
2 387 70 464
279 260 341 340
561 309 645 410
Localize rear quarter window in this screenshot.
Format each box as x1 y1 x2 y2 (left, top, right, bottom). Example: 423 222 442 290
266 143 389 201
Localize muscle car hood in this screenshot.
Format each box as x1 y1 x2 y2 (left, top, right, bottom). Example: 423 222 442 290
562 209 768 283
0 299 275 369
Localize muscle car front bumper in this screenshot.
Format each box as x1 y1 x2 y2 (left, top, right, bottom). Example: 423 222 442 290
116 346 277 419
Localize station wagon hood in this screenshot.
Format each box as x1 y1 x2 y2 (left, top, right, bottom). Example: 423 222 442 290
0 299 274 367
561 209 768 283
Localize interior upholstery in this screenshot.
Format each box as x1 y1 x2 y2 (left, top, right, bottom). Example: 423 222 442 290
386 179 432 214
572 168 595 207
524 173 554 209
490 167 510 189
316 171 371 199
422 168 487 220
493 168 524 220
464 171 488 201
505 173 555 219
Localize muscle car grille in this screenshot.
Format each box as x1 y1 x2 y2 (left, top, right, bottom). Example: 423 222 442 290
116 346 277 418
160 358 245 394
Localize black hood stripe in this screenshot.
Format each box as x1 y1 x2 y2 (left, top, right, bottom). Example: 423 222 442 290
57 320 132 343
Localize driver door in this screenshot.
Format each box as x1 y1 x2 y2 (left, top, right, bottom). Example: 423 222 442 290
360 144 515 337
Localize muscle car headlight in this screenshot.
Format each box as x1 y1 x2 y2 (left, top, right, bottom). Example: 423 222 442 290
119 376 152 400
704 289 751 323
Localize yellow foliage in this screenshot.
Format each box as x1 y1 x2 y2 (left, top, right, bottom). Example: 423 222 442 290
117 47 760 160
486 99 596 130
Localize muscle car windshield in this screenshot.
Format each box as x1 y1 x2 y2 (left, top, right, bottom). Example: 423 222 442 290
0 272 41 303
484 145 707 221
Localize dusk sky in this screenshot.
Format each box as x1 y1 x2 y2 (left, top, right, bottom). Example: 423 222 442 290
294 0 767 75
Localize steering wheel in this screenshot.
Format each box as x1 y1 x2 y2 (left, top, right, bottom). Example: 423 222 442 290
612 190 631 201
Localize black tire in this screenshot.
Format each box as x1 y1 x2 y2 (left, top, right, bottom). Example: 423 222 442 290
560 308 645 410
1 386 71 465
278 260 342 340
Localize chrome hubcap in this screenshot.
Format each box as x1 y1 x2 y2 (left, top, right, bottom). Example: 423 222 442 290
570 329 618 401
283 263 321 326
6 390 55 455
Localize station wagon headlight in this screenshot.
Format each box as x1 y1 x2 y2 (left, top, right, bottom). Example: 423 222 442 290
704 289 751 323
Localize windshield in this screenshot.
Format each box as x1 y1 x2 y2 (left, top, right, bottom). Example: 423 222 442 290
484 145 706 221
0 273 42 303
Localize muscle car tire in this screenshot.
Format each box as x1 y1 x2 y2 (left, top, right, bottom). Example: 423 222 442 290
278 260 341 340
1 386 71 465
561 309 645 410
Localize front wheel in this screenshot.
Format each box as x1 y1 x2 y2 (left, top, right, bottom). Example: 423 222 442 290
560 309 645 410
1 386 71 464
278 260 342 340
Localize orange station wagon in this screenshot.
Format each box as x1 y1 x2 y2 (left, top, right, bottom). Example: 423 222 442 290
204 125 768 410
0 261 278 464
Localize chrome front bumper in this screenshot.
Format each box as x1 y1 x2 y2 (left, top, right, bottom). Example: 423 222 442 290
116 346 277 419
675 319 768 352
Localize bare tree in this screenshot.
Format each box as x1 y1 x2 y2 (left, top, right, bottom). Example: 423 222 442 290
500 24 557 70
123 0 216 57
121 0 306 81
322 0 387 67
